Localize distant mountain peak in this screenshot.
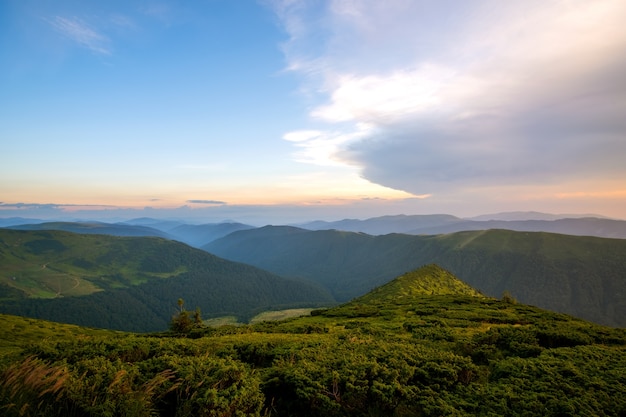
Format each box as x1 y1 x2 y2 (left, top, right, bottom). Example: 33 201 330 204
466 211 609 221
355 264 483 304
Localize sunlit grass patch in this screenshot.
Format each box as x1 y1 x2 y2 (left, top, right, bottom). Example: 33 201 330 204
249 308 314 324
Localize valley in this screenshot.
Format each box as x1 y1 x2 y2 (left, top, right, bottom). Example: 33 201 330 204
0 229 333 332
204 226 626 327
2 212 626 330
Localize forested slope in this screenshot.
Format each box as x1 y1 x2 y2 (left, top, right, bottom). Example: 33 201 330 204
0 229 333 331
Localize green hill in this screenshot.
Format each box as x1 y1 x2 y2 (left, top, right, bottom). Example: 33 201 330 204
1 265 625 416
204 227 626 327
0 229 333 331
0 314 122 359
355 264 483 304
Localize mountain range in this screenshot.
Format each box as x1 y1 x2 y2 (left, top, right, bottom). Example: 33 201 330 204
5 211 626 244
299 213 626 238
2 211 626 329
204 226 626 327
7 219 255 248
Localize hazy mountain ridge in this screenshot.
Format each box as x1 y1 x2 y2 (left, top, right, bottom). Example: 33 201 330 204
4 211 625 242
299 214 462 235
0 229 333 331
6 219 256 248
165 222 255 247
8 221 172 239
466 211 611 221
204 227 626 327
410 217 626 238
300 213 626 239
0 217 48 227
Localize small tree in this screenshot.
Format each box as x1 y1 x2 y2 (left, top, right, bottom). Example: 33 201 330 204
502 290 517 304
170 298 193 333
170 299 203 333
193 307 202 325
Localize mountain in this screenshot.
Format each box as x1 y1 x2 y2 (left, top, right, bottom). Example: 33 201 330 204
0 217 46 227
2 264 625 416
410 217 626 239
204 227 626 327
467 211 610 221
300 214 463 234
7 221 172 239
5 219 257 248
300 214 626 239
119 217 185 230
0 229 333 331
166 222 255 247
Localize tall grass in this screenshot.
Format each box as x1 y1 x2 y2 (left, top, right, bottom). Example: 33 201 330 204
0 356 181 417
0 356 69 417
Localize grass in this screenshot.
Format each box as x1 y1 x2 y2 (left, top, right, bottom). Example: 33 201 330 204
203 309 317 327
0 230 191 300
1 280 626 416
0 314 122 363
203 316 241 327
249 308 315 324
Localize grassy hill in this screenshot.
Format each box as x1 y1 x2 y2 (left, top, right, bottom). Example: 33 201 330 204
355 264 484 304
0 314 122 359
0 229 333 331
204 227 626 327
1 264 625 416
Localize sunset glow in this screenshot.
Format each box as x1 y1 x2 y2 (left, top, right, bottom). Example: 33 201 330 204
2 0 625 223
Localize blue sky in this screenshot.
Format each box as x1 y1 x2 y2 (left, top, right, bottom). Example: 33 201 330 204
2 0 625 224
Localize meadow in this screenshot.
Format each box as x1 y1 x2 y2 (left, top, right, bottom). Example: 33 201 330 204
1 265 625 416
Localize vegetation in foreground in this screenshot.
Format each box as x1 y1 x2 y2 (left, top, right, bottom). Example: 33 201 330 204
1 264 625 416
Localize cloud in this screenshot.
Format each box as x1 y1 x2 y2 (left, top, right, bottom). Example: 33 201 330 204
186 200 227 205
271 0 626 198
282 129 370 166
47 16 111 55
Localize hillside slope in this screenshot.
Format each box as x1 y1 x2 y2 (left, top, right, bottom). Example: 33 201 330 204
0 229 333 331
166 222 255 247
204 227 626 327
355 264 483 304
1 265 625 416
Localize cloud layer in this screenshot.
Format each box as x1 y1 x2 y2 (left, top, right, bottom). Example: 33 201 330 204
272 0 626 200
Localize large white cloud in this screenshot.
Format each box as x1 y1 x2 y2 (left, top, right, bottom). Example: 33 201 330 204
271 0 626 198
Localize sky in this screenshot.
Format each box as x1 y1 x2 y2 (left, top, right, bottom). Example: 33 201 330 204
1 0 625 224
